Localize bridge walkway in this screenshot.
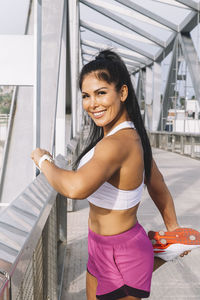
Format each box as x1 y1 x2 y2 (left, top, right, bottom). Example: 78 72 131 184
61 148 200 300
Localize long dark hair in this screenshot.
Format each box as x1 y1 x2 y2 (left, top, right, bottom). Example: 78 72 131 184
75 50 152 182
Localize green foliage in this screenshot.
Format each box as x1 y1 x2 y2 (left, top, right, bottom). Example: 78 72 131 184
180 97 185 108
0 92 12 114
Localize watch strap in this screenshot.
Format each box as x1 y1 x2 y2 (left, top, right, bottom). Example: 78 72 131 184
38 154 54 169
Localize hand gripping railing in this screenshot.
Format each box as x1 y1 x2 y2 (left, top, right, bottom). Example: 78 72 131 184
0 155 68 300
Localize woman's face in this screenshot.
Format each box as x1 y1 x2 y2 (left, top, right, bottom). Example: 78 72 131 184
81 72 128 128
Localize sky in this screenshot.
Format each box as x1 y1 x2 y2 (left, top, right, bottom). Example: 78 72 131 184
0 0 29 34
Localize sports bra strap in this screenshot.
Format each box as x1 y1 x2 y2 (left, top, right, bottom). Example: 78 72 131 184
106 121 135 137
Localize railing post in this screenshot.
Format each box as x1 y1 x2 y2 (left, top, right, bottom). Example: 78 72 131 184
180 135 184 155
172 135 175 152
159 133 161 149
191 136 195 158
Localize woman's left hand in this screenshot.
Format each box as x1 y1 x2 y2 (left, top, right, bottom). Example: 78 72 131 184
31 148 52 168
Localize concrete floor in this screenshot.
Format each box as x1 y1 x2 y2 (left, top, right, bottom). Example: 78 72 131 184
61 148 200 300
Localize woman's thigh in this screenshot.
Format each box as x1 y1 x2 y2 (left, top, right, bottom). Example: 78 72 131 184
86 270 98 300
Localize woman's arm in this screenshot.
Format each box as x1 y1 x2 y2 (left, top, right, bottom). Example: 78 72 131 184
145 159 179 231
31 137 125 199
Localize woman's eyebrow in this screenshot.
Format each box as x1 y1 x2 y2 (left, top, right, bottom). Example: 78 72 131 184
82 87 108 94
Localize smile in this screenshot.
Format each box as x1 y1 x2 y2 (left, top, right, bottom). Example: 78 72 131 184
92 110 106 118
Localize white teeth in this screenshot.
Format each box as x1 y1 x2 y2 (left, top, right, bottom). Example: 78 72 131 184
93 111 105 117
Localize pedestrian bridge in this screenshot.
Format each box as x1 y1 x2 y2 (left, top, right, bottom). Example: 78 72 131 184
0 1 200 299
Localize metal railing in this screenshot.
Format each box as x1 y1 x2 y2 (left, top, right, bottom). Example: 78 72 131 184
0 155 68 300
149 131 200 159
66 129 85 212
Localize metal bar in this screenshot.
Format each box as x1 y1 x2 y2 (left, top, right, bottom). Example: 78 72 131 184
115 0 179 31
180 135 184 154
80 20 155 60
66 0 72 116
52 0 66 156
158 37 178 131
81 39 151 64
33 0 42 176
175 0 200 11
178 10 197 31
69 0 80 138
82 48 142 67
179 32 200 106
191 136 195 158
145 67 153 130
152 62 162 131
80 0 166 47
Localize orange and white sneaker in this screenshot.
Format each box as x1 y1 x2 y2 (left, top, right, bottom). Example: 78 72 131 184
148 228 200 261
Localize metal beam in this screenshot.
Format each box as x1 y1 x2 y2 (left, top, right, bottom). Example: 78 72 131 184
175 0 200 11
158 37 178 131
82 48 143 68
178 10 197 32
80 0 166 47
83 56 137 72
81 39 151 64
80 20 155 61
179 32 200 104
136 69 146 111
115 0 179 31
33 0 42 176
68 0 80 137
152 62 162 131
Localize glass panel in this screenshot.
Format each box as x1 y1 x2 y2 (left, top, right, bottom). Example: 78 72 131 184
81 28 152 62
128 0 192 25
80 3 161 57
93 0 174 43
0 86 14 170
191 24 200 61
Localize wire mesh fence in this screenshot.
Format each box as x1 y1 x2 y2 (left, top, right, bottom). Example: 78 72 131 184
15 202 58 300
0 155 68 300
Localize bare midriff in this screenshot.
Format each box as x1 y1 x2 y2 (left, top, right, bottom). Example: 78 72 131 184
88 202 139 236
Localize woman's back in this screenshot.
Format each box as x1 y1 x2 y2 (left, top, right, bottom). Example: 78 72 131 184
85 122 145 235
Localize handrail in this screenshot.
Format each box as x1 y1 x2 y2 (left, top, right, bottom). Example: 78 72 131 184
0 154 68 299
149 131 200 159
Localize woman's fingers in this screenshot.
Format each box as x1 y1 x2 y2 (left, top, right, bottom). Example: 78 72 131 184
31 148 52 166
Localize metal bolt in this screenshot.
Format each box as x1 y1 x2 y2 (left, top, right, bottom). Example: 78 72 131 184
160 238 167 245
159 230 165 236
0 269 10 280
189 235 196 241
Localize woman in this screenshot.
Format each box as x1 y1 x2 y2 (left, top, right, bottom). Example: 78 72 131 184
31 50 193 300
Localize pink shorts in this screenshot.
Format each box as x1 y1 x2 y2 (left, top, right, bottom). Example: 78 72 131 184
87 222 154 299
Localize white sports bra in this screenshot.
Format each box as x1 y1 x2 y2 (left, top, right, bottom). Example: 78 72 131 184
78 121 144 210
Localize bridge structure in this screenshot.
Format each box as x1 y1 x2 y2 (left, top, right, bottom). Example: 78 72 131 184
0 1 200 299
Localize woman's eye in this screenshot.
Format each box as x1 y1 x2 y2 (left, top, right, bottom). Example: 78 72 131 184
82 94 88 99
98 91 106 95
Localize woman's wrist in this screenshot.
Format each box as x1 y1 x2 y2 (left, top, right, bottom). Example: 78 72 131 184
31 148 53 169
38 154 54 169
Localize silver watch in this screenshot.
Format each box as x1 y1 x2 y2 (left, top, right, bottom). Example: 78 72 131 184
38 154 54 169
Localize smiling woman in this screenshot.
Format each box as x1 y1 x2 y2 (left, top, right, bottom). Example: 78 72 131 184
31 50 197 300
81 74 128 131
